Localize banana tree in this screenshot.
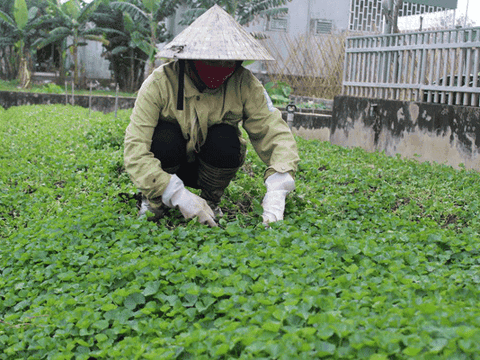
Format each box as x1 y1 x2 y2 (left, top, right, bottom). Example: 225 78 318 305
90 2 149 92
110 0 179 75
36 0 109 86
0 2 17 80
0 0 42 87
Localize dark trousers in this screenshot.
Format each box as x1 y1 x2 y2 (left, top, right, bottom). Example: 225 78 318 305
150 121 243 189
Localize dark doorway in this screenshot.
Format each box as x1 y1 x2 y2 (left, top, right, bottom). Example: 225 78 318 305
35 43 61 72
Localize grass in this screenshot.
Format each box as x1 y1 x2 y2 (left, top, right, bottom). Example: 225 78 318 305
1 104 480 359
0 79 136 98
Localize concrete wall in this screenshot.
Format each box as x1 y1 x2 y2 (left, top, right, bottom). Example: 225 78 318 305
244 0 351 36
0 91 136 114
0 92 333 141
64 39 112 81
76 40 112 80
281 110 332 141
243 0 351 75
331 95 480 171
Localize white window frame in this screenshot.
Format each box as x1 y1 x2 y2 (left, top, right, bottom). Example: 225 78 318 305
267 16 289 32
313 19 333 35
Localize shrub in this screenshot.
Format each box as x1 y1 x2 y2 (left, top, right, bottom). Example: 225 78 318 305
41 83 64 94
265 81 292 106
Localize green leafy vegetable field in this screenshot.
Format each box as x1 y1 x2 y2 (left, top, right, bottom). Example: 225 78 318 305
1 105 480 359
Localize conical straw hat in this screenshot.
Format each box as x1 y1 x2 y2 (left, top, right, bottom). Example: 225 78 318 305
157 4 274 61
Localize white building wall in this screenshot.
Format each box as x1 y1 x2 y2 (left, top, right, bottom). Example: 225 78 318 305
243 0 352 75
64 38 112 80
77 40 111 80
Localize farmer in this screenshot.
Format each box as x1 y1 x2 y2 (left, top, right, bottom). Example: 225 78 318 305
124 5 299 227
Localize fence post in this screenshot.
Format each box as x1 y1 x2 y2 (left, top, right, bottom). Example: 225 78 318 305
89 82 92 117
463 30 472 106
472 29 480 106
286 104 297 129
433 32 442 104
440 31 449 104
114 83 119 118
448 30 457 105
456 29 465 105
419 33 428 103
342 37 349 96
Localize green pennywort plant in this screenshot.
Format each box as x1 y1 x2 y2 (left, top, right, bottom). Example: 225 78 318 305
1 104 480 359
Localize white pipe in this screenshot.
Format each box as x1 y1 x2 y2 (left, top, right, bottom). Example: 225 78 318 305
306 0 311 34
464 0 469 28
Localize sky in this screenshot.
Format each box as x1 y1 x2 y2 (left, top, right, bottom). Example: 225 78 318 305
399 0 480 30
457 0 480 25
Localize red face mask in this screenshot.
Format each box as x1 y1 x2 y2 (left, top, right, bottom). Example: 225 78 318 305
193 60 237 89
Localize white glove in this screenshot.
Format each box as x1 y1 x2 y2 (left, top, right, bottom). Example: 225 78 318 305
262 172 295 224
162 174 217 227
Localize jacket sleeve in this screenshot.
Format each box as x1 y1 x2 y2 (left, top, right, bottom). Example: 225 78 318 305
241 71 300 180
124 72 171 200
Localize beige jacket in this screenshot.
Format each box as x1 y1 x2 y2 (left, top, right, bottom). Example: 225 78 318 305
124 61 299 200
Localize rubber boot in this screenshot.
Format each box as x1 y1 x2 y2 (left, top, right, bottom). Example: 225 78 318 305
197 158 240 217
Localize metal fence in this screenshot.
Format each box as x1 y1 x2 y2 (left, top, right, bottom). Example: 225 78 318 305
342 27 480 107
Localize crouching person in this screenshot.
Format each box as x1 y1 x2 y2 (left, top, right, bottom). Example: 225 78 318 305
123 5 300 227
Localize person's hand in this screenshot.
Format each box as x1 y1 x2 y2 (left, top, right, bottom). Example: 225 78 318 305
162 175 217 227
262 172 295 224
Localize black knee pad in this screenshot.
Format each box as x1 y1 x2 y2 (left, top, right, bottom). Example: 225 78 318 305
200 124 242 168
150 121 187 168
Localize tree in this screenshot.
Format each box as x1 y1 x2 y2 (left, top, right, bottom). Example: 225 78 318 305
0 0 47 87
179 0 291 27
90 2 149 92
436 12 476 29
0 0 15 80
383 0 403 34
36 0 109 86
109 0 179 76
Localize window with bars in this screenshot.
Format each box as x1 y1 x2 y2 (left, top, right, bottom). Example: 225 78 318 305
313 19 333 35
348 0 448 32
267 17 288 31
349 0 383 32
399 3 447 16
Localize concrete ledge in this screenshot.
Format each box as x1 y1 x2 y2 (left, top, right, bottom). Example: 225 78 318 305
288 95 334 111
332 95 480 171
282 111 332 142
0 90 333 141
0 91 136 114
